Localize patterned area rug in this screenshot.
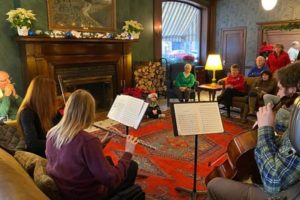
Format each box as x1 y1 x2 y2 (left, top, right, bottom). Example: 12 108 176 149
92 111 253 200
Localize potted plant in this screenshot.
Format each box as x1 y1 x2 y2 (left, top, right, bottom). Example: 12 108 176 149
6 8 36 36
122 20 144 39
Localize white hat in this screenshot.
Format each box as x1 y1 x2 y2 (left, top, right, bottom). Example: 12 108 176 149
148 93 158 99
292 41 299 45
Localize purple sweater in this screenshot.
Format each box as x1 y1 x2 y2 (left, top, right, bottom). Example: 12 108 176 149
46 131 132 200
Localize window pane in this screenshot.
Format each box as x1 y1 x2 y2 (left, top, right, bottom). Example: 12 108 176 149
162 2 201 64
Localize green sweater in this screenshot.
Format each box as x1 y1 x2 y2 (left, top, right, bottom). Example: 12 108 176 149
175 72 195 88
0 95 23 120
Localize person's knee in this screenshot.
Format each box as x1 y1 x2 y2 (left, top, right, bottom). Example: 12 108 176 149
207 177 223 191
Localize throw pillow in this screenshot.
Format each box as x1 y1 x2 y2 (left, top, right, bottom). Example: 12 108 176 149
14 150 45 177
34 159 63 200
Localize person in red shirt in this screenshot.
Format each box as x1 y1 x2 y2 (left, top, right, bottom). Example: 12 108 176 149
46 89 139 200
267 44 291 73
217 64 245 117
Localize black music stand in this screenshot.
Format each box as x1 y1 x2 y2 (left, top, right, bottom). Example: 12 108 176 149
170 102 224 200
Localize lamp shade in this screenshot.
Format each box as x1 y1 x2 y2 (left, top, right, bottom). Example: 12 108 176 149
261 0 277 11
205 54 223 71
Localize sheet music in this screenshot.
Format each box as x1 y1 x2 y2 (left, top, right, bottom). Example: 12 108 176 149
107 95 149 129
173 102 223 136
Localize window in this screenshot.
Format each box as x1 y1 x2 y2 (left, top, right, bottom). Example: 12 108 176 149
162 1 201 64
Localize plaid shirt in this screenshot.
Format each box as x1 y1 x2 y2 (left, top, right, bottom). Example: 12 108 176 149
255 126 300 194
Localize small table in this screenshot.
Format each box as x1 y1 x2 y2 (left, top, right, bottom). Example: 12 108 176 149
197 83 223 102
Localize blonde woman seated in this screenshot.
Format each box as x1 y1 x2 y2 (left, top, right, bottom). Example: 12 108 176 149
175 63 195 102
46 89 139 200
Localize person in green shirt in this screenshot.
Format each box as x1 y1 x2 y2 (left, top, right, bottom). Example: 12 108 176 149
175 63 195 102
0 71 22 121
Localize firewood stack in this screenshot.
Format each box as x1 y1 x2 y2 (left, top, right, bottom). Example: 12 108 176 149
134 62 167 95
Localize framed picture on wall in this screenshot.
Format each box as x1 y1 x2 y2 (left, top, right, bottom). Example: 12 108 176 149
47 0 116 32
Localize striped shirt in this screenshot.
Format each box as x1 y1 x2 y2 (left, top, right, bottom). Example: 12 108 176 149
255 126 300 194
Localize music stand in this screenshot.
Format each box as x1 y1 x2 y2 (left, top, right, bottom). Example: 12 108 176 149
170 102 224 200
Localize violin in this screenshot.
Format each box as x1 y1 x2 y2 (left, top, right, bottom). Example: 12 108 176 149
205 130 261 185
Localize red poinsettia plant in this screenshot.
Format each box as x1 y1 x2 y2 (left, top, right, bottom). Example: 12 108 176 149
259 42 274 58
183 55 195 63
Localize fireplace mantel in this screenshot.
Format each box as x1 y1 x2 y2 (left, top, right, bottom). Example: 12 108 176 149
17 37 136 94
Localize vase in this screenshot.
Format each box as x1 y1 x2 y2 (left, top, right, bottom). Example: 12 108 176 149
17 26 29 36
130 32 140 39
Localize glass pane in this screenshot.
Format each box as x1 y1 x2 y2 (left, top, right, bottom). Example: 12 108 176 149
162 2 201 64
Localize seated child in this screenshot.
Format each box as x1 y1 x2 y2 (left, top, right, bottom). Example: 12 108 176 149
145 93 165 119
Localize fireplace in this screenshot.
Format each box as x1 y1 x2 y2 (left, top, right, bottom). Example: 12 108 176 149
17 37 135 111
55 64 116 111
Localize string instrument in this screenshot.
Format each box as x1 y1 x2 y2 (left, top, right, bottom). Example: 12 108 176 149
93 124 157 150
205 130 261 185
205 94 299 185
273 93 299 111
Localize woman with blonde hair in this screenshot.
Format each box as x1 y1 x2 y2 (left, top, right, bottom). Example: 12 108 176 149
46 89 139 200
17 76 58 157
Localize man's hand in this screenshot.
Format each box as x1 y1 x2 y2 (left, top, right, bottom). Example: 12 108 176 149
4 84 13 96
257 103 275 128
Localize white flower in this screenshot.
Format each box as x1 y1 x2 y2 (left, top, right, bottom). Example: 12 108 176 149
6 8 36 28
122 20 144 33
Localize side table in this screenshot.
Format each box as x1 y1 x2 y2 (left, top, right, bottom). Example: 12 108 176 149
197 83 223 102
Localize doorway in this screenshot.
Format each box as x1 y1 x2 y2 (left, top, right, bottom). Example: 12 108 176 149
221 27 247 75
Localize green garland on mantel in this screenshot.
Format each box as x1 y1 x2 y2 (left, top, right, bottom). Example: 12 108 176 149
263 22 300 31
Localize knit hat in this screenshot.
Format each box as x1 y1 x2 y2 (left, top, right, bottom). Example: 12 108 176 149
148 92 158 99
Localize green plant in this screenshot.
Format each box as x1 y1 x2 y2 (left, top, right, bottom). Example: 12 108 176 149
6 8 36 28
262 22 300 31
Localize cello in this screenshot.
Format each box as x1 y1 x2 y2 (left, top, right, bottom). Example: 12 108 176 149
205 130 261 185
205 94 299 185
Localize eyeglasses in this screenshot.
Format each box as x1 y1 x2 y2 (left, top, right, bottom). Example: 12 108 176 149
0 77 12 83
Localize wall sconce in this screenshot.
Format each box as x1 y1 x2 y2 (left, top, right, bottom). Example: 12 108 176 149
261 0 278 11
205 54 223 84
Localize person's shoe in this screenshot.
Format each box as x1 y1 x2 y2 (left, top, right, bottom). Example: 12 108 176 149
179 99 184 103
185 99 189 103
217 94 223 103
158 114 166 118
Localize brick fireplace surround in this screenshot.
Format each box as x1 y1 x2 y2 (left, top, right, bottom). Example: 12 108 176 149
17 37 136 110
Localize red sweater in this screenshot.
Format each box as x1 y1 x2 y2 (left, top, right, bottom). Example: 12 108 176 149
267 51 291 73
225 74 245 92
46 131 132 200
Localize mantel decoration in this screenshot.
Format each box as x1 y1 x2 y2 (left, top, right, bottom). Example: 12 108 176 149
262 22 300 31
6 8 36 36
122 20 144 39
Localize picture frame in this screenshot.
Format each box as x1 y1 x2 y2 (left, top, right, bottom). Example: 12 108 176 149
47 0 116 32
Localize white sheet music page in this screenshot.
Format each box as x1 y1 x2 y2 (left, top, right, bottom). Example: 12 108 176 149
107 95 148 129
174 104 202 136
174 102 223 136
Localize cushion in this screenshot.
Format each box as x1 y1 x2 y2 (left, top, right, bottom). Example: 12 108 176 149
34 159 63 200
0 124 25 153
14 151 45 177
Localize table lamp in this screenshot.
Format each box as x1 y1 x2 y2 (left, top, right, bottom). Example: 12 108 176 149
205 54 223 84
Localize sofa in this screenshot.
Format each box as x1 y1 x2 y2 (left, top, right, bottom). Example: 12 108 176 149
0 148 49 200
218 77 277 120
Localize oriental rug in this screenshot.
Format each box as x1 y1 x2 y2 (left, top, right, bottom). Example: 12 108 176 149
93 112 253 200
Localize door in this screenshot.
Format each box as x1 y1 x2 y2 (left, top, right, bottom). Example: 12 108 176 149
221 27 246 75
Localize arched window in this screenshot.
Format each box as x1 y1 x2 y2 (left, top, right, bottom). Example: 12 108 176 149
162 1 201 64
